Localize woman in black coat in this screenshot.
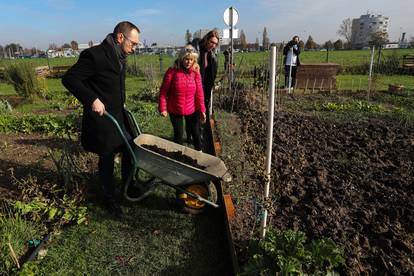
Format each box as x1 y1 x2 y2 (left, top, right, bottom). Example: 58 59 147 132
62 21 140 218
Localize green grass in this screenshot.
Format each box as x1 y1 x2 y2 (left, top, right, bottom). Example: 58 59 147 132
0 82 15 95
0 57 78 68
231 48 414 67
0 212 44 274
32 192 227 275
0 82 231 275
2 48 413 74
336 74 414 92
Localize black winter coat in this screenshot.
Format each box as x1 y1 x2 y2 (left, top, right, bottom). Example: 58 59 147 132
283 41 301 66
198 44 218 100
62 38 129 154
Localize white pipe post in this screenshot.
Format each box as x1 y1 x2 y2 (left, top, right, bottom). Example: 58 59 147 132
209 88 213 116
229 7 234 90
260 45 277 239
368 46 375 99
288 48 293 94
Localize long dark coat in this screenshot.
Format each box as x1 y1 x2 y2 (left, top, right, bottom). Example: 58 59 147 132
62 38 129 154
198 44 218 103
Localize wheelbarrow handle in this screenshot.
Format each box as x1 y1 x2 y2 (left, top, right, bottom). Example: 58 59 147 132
103 111 138 166
124 106 142 136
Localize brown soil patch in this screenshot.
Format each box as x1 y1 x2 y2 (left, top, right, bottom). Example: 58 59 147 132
220 95 414 275
0 133 97 199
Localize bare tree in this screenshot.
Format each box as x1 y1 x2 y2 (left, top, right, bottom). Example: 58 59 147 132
255 37 259 51
48 43 58 50
410 37 414 48
239 29 247 50
333 39 343 50
61 43 71 49
185 29 192 44
70 40 79 50
324 40 333 50
305 35 317 50
369 31 388 47
337 18 352 48
6 43 23 56
298 40 305 50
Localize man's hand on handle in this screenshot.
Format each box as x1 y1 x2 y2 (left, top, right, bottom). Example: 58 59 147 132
92 98 105 116
160 111 168 117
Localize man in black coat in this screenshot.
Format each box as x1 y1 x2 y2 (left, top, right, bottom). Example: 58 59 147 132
62 21 140 218
283 35 301 88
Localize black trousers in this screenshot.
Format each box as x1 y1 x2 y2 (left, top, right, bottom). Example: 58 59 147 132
170 112 201 151
284 65 298 88
98 122 132 202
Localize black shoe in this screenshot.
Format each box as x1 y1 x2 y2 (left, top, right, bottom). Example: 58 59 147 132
104 199 123 219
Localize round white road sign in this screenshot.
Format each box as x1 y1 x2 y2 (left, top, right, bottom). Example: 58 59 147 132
223 7 239 26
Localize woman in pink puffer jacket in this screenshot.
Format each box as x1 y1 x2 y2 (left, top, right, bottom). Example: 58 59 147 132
158 45 206 150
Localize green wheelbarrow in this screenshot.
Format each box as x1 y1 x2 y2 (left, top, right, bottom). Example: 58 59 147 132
104 108 232 214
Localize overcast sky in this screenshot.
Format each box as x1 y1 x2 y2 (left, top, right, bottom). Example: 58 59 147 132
0 0 413 49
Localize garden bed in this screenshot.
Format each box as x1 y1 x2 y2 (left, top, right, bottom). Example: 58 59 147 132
217 90 414 275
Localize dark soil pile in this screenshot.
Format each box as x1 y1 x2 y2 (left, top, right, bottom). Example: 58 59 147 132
142 145 206 170
237 108 414 275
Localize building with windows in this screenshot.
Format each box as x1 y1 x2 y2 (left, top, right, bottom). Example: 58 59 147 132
351 13 389 49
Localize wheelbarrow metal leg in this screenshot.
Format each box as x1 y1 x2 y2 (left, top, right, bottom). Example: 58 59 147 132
123 167 156 202
165 182 219 208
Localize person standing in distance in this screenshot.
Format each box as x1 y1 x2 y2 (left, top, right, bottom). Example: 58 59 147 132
62 21 140 219
283 35 301 88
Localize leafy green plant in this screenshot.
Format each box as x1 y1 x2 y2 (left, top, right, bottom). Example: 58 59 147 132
0 99 12 113
4 63 42 100
242 229 344 275
309 239 345 274
11 172 88 227
391 107 414 127
13 193 87 227
317 101 385 113
0 112 80 136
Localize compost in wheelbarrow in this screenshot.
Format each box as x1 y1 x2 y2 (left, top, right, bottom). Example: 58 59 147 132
133 134 231 186
142 145 207 170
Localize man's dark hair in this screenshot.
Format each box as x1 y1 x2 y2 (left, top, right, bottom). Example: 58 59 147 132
113 21 140 35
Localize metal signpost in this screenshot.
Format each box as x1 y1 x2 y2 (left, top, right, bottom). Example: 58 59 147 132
223 7 239 92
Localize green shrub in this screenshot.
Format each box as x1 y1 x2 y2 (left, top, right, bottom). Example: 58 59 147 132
4 63 42 100
242 229 344 275
0 112 80 136
0 99 12 113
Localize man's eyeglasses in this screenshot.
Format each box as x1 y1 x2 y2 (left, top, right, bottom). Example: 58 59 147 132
122 33 139 48
208 39 218 46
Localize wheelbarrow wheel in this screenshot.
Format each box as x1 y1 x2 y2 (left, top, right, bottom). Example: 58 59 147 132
176 182 218 215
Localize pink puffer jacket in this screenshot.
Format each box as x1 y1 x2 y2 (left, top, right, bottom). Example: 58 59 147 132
158 67 206 115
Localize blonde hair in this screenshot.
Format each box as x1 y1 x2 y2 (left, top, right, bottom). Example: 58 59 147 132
173 45 200 71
